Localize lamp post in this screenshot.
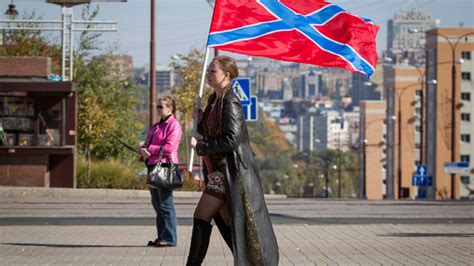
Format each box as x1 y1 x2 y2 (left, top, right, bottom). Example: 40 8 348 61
4 1 19 18
394 83 421 199
411 29 474 199
149 0 157 126
359 118 388 199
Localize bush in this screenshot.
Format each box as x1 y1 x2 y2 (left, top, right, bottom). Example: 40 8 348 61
77 156 147 189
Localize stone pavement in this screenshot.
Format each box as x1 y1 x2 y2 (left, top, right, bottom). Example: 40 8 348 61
0 187 473 265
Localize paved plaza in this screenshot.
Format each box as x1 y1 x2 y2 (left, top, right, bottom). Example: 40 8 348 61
0 187 473 265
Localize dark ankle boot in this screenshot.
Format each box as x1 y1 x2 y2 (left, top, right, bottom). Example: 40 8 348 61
186 218 213 266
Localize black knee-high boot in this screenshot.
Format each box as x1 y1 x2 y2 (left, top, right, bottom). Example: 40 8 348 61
214 214 233 253
186 218 213 266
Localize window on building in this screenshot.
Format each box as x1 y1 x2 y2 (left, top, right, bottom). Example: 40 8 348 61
415 107 421 114
415 143 421 149
415 90 422 97
461 113 471 122
461 51 471 60
415 126 421 132
460 155 470 163
461 134 471 143
460 176 471 185
461 92 471 101
415 160 421 165
461 72 471 81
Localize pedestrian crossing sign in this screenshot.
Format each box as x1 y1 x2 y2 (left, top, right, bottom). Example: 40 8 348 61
231 78 251 105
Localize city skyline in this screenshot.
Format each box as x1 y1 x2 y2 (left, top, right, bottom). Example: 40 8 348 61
1 0 473 68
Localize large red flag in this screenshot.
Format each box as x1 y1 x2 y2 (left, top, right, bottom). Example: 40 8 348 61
207 0 379 77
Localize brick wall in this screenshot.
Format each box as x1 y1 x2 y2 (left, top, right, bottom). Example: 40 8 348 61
0 57 51 78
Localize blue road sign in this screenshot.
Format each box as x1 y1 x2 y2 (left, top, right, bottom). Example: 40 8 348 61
241 96 258 122
412 175 433 186
418 188 427 198
231 78 251 105
241 105 249 121
416 165 428 176
444 162 470 174
249 96 258 121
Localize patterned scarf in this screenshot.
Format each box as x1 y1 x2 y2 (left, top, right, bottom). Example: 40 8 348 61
203 87 229 139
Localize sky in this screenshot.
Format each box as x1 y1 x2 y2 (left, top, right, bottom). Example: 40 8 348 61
1 0 473 68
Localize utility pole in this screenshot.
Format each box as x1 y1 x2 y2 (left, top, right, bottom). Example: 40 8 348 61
150 0 157 126
338 149 342 198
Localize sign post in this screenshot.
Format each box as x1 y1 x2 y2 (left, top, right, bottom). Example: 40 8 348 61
231 78 258 122
412 164 432 199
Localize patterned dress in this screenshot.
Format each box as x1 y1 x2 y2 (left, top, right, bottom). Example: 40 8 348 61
201 93 227 201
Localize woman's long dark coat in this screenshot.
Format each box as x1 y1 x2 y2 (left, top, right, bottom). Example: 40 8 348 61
196 91 279 266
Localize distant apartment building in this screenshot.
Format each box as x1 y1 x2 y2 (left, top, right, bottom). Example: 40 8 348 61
359 101 387 200
95 54 133 80
237 57 299 98
351 59 384 106
144 64 176 93
322 68 352 97
345 111 360 148
425 28 474 200
386 10 437 64
385 64 425 199
296 70 322 99
297 110 350 153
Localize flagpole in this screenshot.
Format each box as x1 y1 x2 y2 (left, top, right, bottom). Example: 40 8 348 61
188 46 211 173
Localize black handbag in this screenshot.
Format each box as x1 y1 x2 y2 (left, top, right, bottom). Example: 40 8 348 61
146 147 183 190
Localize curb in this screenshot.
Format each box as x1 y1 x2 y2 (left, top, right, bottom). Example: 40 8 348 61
0 186 287 199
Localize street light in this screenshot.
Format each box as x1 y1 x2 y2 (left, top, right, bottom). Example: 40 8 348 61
149 0 157 126
4 0 19 19
411 28 474 199
359 117 389 199
393 83 421 199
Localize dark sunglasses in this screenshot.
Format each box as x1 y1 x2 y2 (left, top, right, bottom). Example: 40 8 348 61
156 105 168 109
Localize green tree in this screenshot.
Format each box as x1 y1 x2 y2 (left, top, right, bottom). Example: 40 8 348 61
247 111 297 195
294 148 360 198
0 11 61 74
171 49 212 168
74 4 143 164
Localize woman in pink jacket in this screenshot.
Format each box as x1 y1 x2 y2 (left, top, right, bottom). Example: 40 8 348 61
139 96 182 247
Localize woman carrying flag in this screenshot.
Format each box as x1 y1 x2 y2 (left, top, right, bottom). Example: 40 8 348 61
187 55 279 266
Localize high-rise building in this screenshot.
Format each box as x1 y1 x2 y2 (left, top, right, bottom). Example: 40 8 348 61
297 110 350 153
144 64 176 93
425 28 474 200
296 70 321 99
351 59 384 106
95 54 134 80
387 10 438 64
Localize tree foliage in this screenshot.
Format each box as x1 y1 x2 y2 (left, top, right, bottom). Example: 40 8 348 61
170 49 212 124
247 111 298 195
0 12 61 74
72 4 143 163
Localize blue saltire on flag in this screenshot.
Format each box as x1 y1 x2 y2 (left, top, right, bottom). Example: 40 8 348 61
208 0 379 78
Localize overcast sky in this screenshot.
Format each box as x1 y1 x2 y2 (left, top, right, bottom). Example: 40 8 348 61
2 0 473 67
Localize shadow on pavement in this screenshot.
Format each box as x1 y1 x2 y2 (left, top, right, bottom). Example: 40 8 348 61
378 233 474 238
2 243 145 248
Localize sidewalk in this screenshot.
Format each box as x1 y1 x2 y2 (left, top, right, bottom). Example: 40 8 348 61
0 186 473 265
